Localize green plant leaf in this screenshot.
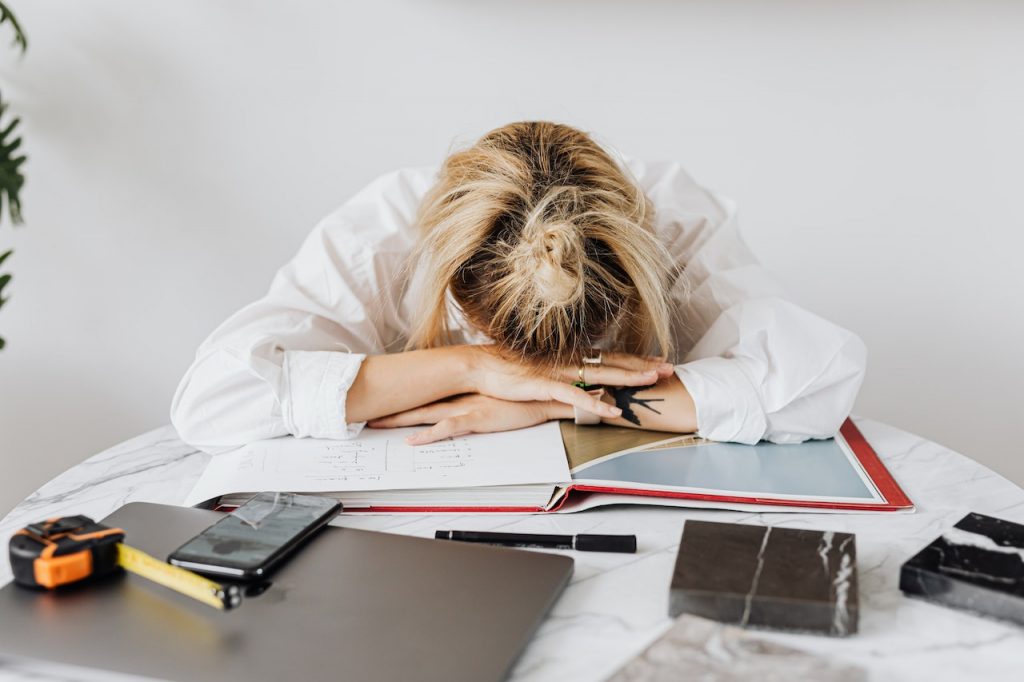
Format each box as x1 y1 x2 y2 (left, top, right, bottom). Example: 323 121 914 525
0 252 9 347
0 2 27 54
0 93 25 225
0 250 8 310
0 2 26 352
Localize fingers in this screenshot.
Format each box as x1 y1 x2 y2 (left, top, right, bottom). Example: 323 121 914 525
573 364 660 387
549 382 622 419
406 414 475 445
403 400 552 445
600 351 676 378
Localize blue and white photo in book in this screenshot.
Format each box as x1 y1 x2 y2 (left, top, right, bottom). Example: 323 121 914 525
555 420 912 513
569 435 882 503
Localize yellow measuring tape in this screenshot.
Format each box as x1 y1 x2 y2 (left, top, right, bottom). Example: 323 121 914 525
116 544 241 610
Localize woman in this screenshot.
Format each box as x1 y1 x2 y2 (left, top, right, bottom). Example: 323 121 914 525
171 122 866 452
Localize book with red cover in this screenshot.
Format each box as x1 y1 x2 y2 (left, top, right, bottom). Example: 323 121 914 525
198 419 913 514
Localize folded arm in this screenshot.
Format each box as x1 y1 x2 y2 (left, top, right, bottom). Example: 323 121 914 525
630 160 867 444
171 170 432 453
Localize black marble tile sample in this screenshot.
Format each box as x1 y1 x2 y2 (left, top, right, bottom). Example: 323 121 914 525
900 512 1024 625
669 520 858 636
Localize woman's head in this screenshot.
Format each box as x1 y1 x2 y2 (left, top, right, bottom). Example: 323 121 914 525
410 121 676 366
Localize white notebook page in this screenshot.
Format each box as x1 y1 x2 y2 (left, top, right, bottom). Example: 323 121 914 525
185 422 570 506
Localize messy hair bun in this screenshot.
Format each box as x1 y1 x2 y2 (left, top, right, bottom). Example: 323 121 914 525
516 186 589 307
410 121 674 365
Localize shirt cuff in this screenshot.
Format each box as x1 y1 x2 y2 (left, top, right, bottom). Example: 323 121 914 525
283 350 366 439
674 356 767 444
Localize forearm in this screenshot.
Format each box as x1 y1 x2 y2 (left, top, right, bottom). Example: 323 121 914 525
546 375 698 433
345 346 474 423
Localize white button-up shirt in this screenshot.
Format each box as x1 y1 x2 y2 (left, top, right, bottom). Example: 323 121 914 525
171 160 866 453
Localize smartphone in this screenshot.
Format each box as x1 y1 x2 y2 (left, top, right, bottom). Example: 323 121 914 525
168 492 342 580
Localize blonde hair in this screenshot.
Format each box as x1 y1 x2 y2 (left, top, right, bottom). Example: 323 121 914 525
408 121 676 366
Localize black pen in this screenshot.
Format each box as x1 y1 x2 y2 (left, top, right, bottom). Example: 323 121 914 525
434 530 637 554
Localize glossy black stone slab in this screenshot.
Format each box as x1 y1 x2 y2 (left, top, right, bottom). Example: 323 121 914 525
669 520 858 636
900 512 1024 625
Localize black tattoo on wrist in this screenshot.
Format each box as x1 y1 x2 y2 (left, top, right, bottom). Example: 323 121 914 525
608 386 664 426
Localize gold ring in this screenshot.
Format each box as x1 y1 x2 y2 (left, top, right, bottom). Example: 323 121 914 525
578 364 587 385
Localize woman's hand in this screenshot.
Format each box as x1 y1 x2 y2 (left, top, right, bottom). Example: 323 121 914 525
463 346 675 421
367 394 573 445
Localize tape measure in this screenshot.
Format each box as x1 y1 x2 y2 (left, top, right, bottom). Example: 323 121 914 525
9 515 241 611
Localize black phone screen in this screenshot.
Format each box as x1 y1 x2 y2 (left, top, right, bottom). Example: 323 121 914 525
168 492 341 578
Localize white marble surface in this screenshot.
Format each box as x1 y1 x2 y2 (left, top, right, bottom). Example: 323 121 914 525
1 418 1023 681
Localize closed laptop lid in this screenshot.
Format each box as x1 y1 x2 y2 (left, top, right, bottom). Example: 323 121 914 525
0 502 573 682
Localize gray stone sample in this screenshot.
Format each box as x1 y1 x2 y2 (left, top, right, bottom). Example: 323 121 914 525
669 520 858 636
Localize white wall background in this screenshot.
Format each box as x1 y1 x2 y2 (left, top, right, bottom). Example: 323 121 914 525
1 0 1022 517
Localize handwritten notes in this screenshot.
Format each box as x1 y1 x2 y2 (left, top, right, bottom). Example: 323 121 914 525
185 422 570 506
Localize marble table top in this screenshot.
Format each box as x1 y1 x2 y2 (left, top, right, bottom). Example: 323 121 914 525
1 418 1022 681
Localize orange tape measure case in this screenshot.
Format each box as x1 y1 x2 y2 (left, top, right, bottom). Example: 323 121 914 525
9 515 125 589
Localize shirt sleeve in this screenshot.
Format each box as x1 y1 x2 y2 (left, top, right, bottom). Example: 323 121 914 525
170 168 436 453
633 160 867 444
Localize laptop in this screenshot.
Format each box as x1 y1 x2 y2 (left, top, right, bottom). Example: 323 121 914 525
0 502 573 682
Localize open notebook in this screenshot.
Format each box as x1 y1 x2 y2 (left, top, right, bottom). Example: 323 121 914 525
185 419 913 513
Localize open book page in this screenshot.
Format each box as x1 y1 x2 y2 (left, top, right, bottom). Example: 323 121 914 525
568 429 884 504
559 422 698 471
185 421 570 507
